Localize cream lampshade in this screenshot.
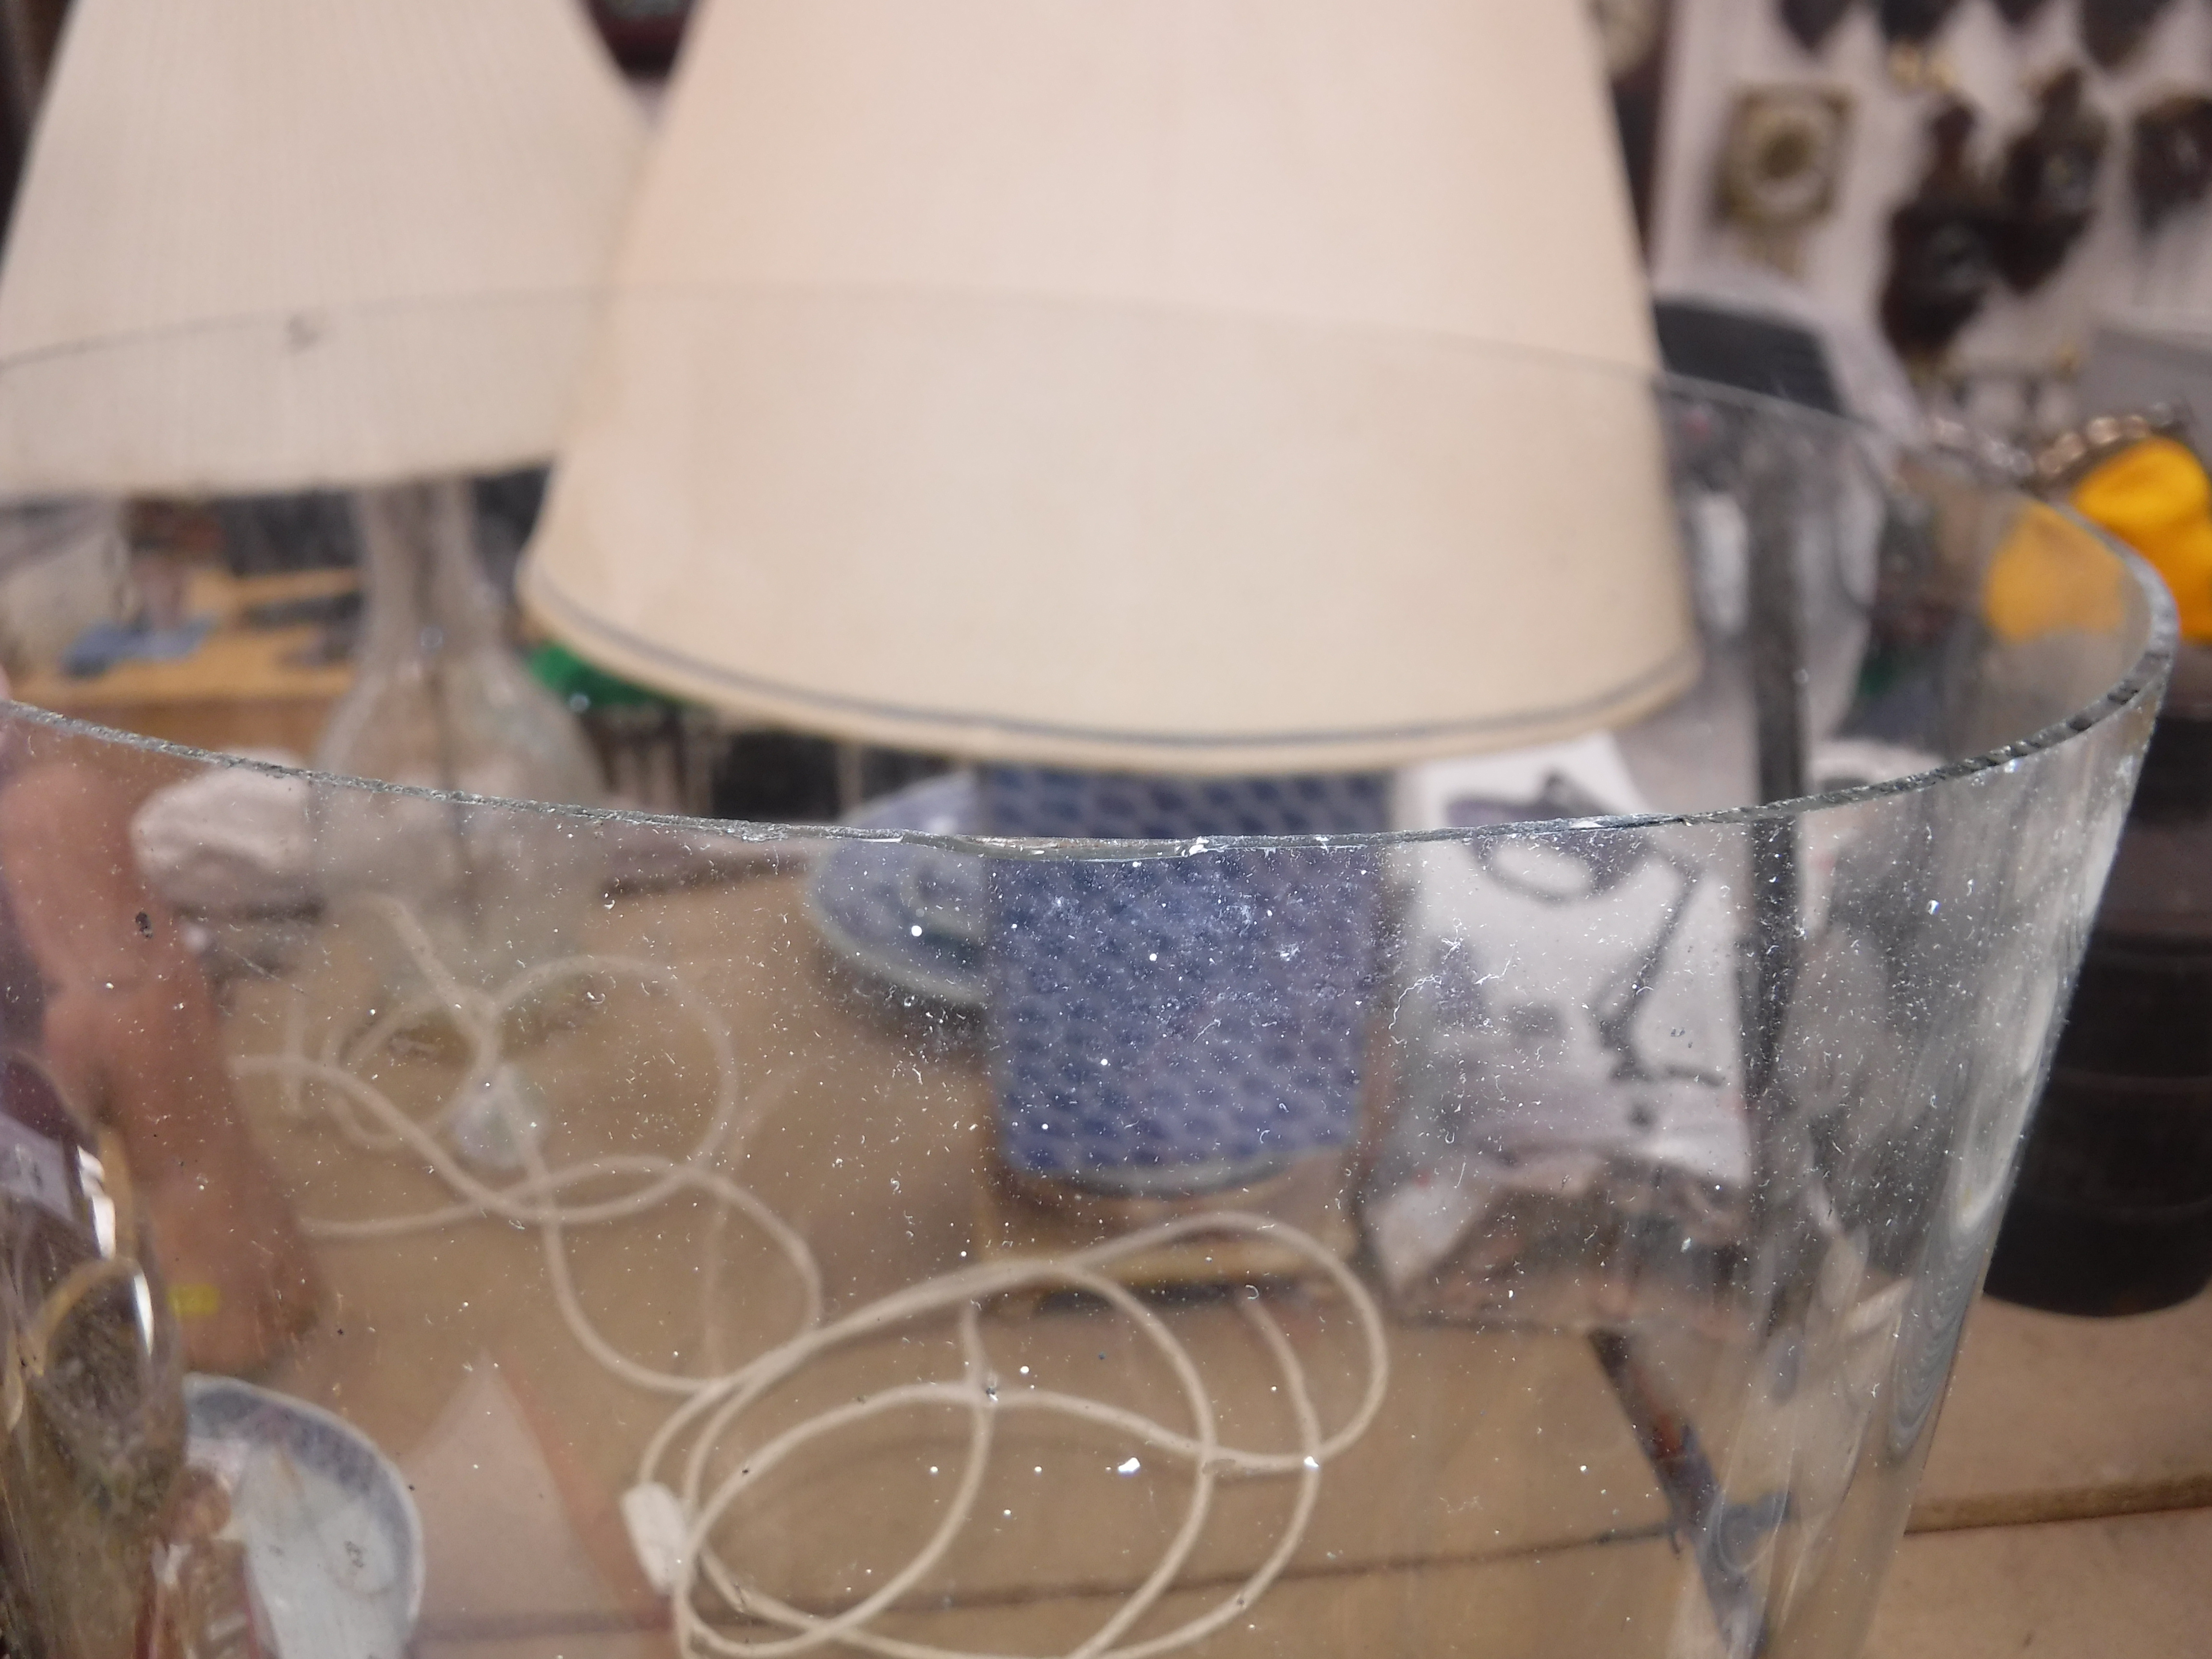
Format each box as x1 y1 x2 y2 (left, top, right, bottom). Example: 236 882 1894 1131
0 0 646 495
523 0 1698 773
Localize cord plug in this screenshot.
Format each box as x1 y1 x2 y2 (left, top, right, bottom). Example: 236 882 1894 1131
621 1481 689 1596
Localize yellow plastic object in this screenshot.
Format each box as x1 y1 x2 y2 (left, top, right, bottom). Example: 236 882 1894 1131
1984 500 2130 644
2072 437 2212 643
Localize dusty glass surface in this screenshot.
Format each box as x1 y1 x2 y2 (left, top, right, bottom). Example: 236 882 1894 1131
0 358 2170 1659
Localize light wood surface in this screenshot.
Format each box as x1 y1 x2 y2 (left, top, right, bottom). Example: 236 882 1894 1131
12 566 353 755
1911 1290 2212 1534
194 868 2208 1659
1869 1509 2212 1659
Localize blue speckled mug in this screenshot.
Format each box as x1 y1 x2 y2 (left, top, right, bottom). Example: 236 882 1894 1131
981 769 1388 1195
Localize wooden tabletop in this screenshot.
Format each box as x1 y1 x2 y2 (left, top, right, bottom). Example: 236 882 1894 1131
13 566 353 755
1869 1290 2212 1658
204 868 2208 1659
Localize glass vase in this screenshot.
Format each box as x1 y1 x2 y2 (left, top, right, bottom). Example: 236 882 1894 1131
0 367 2170 1659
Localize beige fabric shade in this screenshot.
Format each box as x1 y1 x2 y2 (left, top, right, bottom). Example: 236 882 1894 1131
0 0 646 496
524 0 1698 772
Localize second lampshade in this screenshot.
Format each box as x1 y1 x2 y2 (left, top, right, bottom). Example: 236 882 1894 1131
523 0 1696 774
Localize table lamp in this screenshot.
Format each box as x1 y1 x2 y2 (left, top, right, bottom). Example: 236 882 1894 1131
523 0 1695 1204
0 0 643 1378
0 0 645 990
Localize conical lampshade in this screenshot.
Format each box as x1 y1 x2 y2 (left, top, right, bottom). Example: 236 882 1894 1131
525 0 1696 772
0 0 646 495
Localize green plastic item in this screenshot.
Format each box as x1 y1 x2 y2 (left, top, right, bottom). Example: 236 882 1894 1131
527 642 677 711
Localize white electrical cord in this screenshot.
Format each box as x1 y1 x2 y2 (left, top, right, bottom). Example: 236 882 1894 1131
235 895 1389 1659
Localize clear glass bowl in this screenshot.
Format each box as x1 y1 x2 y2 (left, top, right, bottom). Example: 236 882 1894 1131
0 367 2169 1659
